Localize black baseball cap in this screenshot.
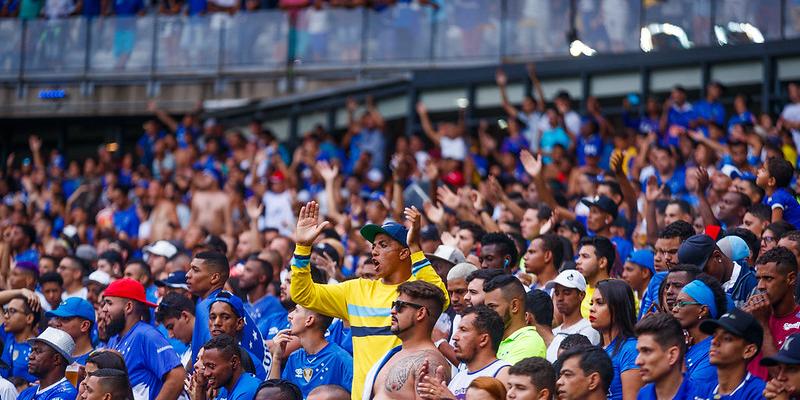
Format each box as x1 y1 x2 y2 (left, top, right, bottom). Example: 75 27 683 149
580 195 618 219
312 243 341 265
678 234 716 268
699 308 763 350
761 332 800 366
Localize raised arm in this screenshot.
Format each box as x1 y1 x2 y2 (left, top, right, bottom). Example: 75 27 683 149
416 102 441 145
644 176 665 246
28 135 44 171
366 95 385 131
147 101 179 133
694 167 721 227
526 63 546 113
520 151 576 221
495 68 519 119
290 202 350 318
610 152 638 229
404 206 450 308
245 198 264 252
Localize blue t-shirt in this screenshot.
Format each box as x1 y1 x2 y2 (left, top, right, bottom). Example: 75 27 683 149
326 318 353 355
244 295 284 328
215 372 261 400
604 337 639 400
73 351 92 366
764 188 800 229
638 272 667 320
611 236 633 264
637 375 694 400
691 372 765 400
113 0 143 16
728 112 754 132
192 289 222 365
17 378 77 400
113 205 140 239
694 100 726 126
282 342 354 398
106 321 182 400
686 336 715 383
667 104 697 129
260 311 290 341
0 331 35 383
540 127 571 164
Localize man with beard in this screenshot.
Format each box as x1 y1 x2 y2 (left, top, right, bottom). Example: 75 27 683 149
101 278 184 400
17 327 78 400
194 335 260 400
289 202 448 400
483 275 546 363
186 251 227 365
239 255 284 334
206 291 268 379
364 281 450 400
418 305 510 400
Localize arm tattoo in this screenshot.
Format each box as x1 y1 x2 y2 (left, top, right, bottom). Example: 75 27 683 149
384 350 449 393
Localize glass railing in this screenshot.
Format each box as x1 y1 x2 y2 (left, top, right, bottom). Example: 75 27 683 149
0 0 798 80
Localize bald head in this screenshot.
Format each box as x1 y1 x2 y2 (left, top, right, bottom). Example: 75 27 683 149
307 385 351 400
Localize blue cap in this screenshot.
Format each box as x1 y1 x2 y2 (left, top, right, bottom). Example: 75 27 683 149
46 298 96 324
155 271 188 290
209 291 245 317
762 332 800 366
717 236 750 264
627 249 655 275
360 221 408 247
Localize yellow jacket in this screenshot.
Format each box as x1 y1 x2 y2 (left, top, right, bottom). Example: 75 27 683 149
290 245 449 400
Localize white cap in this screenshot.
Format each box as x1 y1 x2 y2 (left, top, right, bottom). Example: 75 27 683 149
145 240 178 259
545 270 587 292
366 168 384 183
87 270 111 286
28 327 75 363
426 245 466 266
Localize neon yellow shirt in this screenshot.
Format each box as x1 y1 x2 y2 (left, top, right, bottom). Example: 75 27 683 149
497 326 546 365
290 245 449 400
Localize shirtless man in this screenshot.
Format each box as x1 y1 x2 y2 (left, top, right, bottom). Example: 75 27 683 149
366 280 451 400
147 180 180 242
190 168 233 237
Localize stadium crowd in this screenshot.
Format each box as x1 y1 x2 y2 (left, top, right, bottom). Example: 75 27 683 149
1 65 800 400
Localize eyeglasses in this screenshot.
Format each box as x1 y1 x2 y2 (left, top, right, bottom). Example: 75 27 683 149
3 307 26 316
674 301 703 309
762 236 777 244
391 300 426 313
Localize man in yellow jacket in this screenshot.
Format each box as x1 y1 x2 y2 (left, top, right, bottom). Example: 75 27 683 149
290 201 449 400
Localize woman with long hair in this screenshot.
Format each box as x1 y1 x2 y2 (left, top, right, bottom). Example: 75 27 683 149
589 279 642 400
672 274 728 383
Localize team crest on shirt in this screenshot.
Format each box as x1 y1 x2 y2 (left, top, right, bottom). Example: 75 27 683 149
303 368 313 382
12 350 18 360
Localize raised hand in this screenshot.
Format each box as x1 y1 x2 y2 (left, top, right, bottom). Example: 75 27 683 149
695 167 710 194
495 68 507 86
610 151 625 176
318 160 338 183
436 186 460 210
245 197 263 221
470 189 485 211
423 202 445 225
404 206 422 251
416 101 428 116
295 201 330 246
28 135 41 152
520 150 542 177
441 231 458 248
645 175 665 203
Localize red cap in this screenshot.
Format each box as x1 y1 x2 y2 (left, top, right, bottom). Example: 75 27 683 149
102 278 158 307
269 170 285 182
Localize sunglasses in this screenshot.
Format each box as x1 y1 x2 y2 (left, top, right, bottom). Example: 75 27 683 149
391 300 427 314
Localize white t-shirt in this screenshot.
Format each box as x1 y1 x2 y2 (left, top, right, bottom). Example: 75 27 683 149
564 110 582 137
0 376 17 400
518 111 544 153
441 136 467 161
261 190 296 236
546 318 601 363
62 287 88 301
781 103 800 147
448 359 511 400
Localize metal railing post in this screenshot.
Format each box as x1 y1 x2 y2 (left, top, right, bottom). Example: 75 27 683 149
16 19 27 99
